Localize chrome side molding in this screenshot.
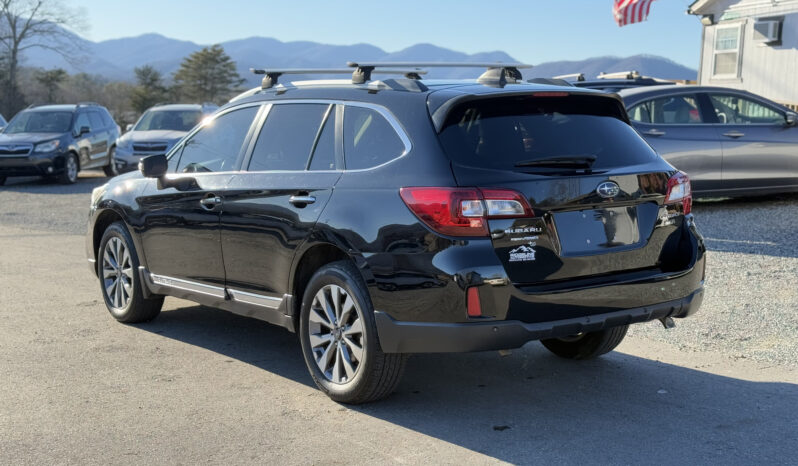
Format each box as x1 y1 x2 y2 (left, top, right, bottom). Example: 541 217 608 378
140 267 295 332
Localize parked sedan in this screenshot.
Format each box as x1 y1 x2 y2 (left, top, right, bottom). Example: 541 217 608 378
619 85 798 197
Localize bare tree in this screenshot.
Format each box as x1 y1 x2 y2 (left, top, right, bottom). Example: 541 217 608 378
0 0 85 116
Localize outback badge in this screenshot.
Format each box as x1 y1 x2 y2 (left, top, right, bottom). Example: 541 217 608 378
596 181 620 199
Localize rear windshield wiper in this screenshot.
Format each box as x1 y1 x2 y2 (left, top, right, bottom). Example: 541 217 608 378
514 155 597 169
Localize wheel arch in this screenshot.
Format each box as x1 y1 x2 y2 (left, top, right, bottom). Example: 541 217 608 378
289 242 372 329
92 208 127 271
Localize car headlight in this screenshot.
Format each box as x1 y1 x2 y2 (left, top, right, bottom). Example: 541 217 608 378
117 138 132 150
34 140 60 153
91 184 107 206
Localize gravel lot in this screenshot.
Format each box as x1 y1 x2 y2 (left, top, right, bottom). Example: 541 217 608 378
1 172 797 464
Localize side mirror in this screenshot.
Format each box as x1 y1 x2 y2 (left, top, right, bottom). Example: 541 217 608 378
139 154 168 178
125 123 133 132
78 125 90 136
786 112 797 126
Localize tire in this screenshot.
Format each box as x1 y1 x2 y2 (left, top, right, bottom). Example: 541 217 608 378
541 324 629 360
103 147 119 177
98 221 164 323
58 152 78 184
299 260 407 404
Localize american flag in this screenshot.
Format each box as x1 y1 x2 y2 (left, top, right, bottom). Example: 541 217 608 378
613 0 656 27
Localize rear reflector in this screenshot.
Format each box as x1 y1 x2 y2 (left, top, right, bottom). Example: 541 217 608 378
467 287 482 317
664 171 692 215
400 187 533 237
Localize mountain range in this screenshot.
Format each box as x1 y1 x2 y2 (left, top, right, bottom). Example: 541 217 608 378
21 33 697 85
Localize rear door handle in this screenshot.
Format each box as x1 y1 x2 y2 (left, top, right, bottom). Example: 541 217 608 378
642 129 666 137
289 195 316 206
199 196 222 209
722 131 745 138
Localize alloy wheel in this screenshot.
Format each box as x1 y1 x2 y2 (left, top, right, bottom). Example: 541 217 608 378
307 284 365 384
66 154 78 182
102 237 133 309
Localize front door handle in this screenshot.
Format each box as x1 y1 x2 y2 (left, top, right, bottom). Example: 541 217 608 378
199 196 222 209
289 195 316 206
722 131 745 138
642 129 666 137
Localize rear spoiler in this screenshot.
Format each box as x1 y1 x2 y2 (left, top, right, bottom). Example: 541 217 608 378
427 89 630 133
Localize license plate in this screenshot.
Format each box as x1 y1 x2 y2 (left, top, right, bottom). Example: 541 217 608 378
553 207 640 254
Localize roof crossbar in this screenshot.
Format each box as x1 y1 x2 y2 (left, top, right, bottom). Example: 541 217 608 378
250 67 427 89
347 61 533 86
597 70 641 80
552 73 585 82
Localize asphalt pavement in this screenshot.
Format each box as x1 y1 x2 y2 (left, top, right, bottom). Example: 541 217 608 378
1 173 796 465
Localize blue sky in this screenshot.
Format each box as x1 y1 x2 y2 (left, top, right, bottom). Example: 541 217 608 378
74 0 702 68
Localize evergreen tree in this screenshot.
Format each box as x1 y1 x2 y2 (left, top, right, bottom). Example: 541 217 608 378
130 65 168 114
172 45 244 104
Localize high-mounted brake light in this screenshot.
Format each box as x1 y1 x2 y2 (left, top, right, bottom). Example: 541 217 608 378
532 92 569 97
664 171 692 215
399 187 533 237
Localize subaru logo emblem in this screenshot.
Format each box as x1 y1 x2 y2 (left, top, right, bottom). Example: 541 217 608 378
596 181 620 198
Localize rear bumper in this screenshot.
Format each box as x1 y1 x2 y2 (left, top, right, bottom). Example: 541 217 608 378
376 287 703 353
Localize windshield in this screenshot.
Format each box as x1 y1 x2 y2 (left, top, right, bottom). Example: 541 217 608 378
134 110 202 132
4 111 73 134
438 95 657 171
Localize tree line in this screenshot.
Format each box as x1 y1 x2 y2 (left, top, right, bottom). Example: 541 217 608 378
1 0 245 124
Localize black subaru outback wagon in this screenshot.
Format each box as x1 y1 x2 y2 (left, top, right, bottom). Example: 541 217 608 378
86 63 705 403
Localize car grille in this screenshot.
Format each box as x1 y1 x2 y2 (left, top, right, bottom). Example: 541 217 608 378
133 142 168 153
0 144 33 157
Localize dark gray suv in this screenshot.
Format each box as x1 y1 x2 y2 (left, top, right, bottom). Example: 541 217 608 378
0 103 121 185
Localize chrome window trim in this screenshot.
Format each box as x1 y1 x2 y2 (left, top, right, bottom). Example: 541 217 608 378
241 99 412 174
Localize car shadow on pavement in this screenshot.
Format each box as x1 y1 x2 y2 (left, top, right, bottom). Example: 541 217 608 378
1 173 108 194
139 304 314 388
139 303 798 464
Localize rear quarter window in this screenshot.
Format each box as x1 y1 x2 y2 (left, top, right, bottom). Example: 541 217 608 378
438 95 657 171
343 106 406 170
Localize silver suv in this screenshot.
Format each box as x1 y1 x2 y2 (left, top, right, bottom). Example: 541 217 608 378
114 103 217 173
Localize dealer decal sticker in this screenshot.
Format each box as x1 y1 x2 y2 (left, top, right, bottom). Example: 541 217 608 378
508 244 536 262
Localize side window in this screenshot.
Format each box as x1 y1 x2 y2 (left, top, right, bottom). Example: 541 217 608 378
248 104 328 172
176 106 258 173
88 112 104 129
343 106 405 170
708 94 785 125
629 95 702 125
74 113 91 132
100 110 115 128
309 106 336 171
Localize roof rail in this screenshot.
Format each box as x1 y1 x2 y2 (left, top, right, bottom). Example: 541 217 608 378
250 68 427 89
597 70 641 80
77 101 100 107
552 73 585 82
346 61 533 86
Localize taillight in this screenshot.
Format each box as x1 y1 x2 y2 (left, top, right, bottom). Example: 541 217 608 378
664 171 692 215
399 187 533 237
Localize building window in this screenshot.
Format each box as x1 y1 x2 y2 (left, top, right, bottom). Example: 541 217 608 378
713 24 742 78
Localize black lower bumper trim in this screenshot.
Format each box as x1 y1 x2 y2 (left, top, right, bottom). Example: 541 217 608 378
375 288 703 353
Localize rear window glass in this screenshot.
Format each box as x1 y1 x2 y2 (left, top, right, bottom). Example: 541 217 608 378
438 95 657 171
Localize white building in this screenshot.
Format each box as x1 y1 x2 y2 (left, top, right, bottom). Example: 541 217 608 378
689 0 798 107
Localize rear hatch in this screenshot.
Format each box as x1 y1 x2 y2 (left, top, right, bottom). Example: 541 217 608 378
435 91 691 286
